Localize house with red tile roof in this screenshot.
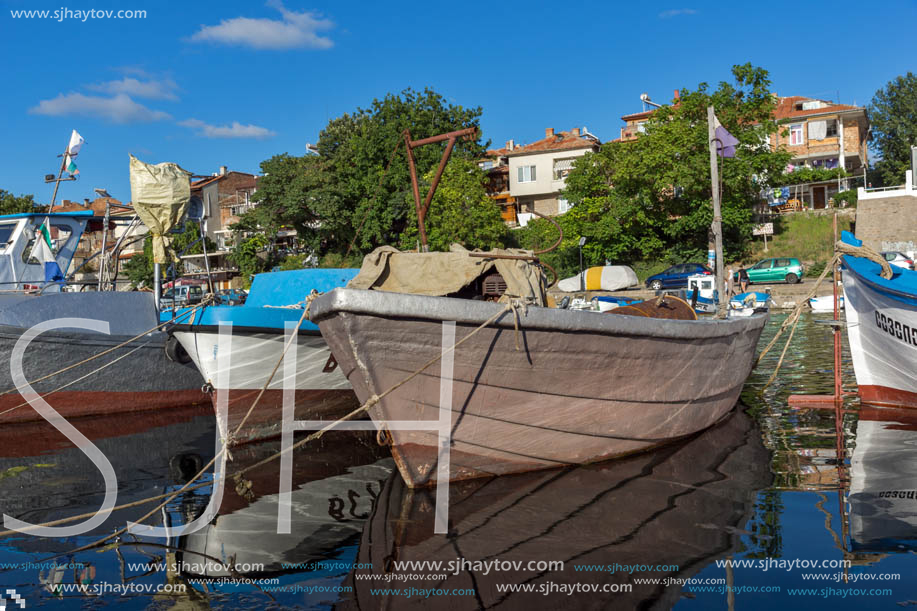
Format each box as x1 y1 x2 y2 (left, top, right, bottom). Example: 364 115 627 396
769 96 869 208
505 127 600 223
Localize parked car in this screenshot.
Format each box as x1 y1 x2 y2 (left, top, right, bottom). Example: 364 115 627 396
216 288 248 305
735 257 804 284
160 284 204 309
881 251 914 271
645 263 712 290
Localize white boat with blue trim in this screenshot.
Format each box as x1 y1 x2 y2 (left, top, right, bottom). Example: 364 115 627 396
841 230 917 407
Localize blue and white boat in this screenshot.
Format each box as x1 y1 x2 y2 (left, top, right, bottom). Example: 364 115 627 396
728 291 773 317
168 268 359 444
0 212 205 424
841 231 917 408
685 274 718 314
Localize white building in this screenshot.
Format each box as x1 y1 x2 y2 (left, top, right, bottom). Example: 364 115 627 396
506 127 600 225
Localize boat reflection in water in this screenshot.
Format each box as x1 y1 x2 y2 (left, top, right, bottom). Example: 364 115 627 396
337 409 771 609
849 406 917 553
175 430 393 580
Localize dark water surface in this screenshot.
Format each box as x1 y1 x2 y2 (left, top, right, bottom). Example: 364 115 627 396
1 312 916 609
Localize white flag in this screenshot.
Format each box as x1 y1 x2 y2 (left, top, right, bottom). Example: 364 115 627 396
67 130 84 156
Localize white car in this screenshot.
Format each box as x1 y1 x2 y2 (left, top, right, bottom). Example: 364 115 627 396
880 251 914 271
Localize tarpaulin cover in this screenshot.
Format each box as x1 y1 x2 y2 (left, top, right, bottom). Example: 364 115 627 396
129 154 192 264
348 244 547 306
557 266 639 292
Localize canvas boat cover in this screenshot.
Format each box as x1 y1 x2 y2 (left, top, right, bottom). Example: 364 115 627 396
129 154 192 264
557 266 639 292
347 244 547 306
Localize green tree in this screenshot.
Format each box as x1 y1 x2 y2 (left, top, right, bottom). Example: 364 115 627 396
0 190 37 215
399 158 508 251
869 72 917 186
229 234 271 287
249 87 485 256
535 63 790 275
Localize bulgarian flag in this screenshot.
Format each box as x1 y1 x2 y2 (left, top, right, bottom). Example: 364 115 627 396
29 221 64 282
63 130 83 176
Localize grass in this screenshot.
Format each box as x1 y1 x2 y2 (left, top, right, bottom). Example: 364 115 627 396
741 212 853 273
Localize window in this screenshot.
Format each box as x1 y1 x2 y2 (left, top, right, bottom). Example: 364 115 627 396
636 122 646 133
0 222 18 251
776 258 791 267
553 158 576 181
517 165 536 183
789 124 804 146
752 260 771 270
825 120 838 138
557 198 570 214
479 160 494 170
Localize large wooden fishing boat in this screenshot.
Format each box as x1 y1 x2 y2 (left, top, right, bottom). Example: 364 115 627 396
311 281 766 487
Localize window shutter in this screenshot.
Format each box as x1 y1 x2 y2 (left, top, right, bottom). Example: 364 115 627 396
530 166 536 181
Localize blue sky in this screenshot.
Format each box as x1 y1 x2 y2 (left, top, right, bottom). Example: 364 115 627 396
2 0 916 204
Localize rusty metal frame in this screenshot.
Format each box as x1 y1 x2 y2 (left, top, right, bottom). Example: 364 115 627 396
403 127 477 251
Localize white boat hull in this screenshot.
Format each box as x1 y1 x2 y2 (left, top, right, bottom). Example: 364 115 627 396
809 294 844 312
842 269 917 407
172 328 357 443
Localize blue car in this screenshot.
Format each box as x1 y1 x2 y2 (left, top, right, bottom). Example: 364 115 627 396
645 263 712 290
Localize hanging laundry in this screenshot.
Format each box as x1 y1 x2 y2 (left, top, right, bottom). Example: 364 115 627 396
808 120 827 141
781 187 790 199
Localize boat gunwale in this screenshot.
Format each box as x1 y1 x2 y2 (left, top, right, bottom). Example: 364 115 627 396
170 323 322 337
310 288 767 341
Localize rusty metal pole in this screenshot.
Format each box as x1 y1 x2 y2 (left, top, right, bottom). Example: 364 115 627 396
833 212 842 402
420 135 456 220
402 129 427 250
403 127 477 252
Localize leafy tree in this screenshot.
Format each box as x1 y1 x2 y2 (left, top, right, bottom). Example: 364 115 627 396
400 158 508 251
0 190 37 215
534 63 790 275
869 72 917 186
248 88 486 256
229 234 271 287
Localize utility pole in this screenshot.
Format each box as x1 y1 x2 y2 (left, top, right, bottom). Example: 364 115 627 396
707 106 726 317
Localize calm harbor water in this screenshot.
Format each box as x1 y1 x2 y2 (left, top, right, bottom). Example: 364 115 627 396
1 312 916 609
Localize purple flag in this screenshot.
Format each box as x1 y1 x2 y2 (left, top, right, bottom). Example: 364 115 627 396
712 113 739 158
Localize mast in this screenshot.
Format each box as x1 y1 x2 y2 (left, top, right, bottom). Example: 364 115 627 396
707 106 727 317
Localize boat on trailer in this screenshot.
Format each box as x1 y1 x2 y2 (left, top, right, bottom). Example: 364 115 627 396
0 212 205 424
168 267 360 444
841 230 917 407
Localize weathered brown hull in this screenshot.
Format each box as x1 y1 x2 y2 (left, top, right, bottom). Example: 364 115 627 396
338 410 771 610
311 289 767 487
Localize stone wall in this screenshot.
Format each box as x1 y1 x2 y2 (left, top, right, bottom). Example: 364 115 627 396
855 193 917 253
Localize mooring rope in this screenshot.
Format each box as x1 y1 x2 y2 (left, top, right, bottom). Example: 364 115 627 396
754 237 884 389
0 297 525 562
0 297 213 397
0 298 214 419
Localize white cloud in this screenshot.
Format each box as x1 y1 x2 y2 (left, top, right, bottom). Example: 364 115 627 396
180 118 276 139
86 77 179 100
658 8 697 18
189 1 333 50
29 93 171 123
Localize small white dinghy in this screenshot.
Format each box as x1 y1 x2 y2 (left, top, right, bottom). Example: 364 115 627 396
808 294 844 312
